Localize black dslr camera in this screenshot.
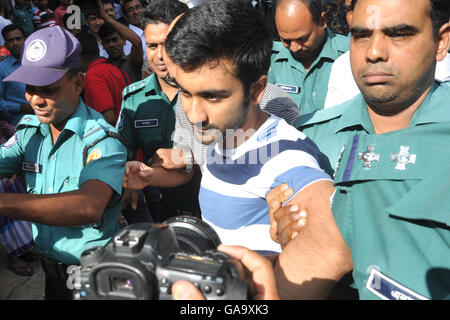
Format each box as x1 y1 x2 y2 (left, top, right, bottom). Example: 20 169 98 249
73 216 248 300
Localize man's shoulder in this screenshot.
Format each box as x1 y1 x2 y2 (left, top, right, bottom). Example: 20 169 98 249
328 31 350 54
295 98 354 129
16 114 40 130
121 75 157 104
270 41 289 62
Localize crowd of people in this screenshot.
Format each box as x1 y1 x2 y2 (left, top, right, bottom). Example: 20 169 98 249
0 0 449 301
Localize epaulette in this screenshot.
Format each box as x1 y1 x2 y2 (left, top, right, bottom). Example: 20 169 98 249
122 79 148 101
271 41 284 54
16 114 41 131
334 33 351 54
82 118 127 167
295 102 350 129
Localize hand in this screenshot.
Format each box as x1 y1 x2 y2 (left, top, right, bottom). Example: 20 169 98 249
151 148 187 170
123 161 153 190
97 0 109 20
267 184 308 248
172 245 279 300
121 188 139 210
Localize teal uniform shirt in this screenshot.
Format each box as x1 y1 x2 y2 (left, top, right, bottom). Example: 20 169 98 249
299 83 450 299
118 73 176 159
268 29 349 115
118 74 200 213
0 100 127 265
295 93 374 177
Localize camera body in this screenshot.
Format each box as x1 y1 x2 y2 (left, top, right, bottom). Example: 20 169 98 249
73 216 248 300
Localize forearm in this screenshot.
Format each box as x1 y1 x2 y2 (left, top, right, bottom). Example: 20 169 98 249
0 183 110 226
147 166 195 188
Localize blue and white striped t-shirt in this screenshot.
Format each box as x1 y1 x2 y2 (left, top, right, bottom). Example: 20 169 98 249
200 115 332 253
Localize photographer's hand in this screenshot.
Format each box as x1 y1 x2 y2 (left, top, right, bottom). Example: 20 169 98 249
172 245 279 300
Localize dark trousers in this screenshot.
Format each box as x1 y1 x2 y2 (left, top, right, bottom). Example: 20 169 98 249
39 256 74 300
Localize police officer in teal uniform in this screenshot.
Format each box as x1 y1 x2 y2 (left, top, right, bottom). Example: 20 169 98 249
118 0 201 221
0 27 127 300
266 0 450 300
268 0 349 114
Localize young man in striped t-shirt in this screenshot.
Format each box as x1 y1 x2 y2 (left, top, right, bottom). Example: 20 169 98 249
124 0 333 254
32 0 56 30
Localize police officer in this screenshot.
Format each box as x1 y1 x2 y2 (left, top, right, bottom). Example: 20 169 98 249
0 26 127 300
268 0 450 300
268 0 349 114
117 0 201 222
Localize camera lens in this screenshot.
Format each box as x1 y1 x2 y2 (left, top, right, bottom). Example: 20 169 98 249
163 216 221 254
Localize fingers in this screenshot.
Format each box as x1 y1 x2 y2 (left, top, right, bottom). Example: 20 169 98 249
218 245 279 300
267 184 294 225
130 189 139 210
277 208 308 248
172 280 206 300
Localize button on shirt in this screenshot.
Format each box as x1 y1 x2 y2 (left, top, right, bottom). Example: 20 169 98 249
0 56 28 126
268 29 349 115
0 100 127 265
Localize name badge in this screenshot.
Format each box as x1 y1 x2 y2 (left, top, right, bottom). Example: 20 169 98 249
276 84 300 94
22 162 41 173
135 119 159 128
366 268 428 300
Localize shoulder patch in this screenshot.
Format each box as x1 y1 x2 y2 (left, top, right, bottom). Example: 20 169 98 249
16 115 40 131
122 80 147 101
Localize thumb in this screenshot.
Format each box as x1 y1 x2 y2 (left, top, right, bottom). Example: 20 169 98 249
172 280 206 300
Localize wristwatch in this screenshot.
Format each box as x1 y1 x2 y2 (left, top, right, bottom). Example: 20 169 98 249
182 147 194 173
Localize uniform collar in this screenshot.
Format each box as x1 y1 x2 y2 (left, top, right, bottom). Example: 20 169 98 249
334 94 375 134
146 73 178 105
63 99 89 139
335 82 450 133
409 82 450 126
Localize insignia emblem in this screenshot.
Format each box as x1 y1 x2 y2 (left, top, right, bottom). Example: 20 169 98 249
390 146 416 170
26 39 47 62
86 148 102 164
358 145 380 168
2 133 18 149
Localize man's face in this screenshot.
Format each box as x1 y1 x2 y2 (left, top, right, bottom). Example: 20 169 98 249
124 0 143 27
275 1 326 62
103 3 115 19
102 32 125 59
25 72 83 129
350 0 445 115
86 14 104 34
38 0 48 9
173 59 251 145
144 22 170 79
4 29 25 60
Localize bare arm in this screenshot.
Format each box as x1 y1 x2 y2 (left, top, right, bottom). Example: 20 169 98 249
102 109 117 126
0 179 114 226
271 180 353 299
123 161 195 190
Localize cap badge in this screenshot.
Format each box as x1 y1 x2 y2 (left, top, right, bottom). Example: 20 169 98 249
26 39 47 62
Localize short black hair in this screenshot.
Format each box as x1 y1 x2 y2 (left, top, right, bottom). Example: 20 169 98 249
428 0 450 38
1 24 25 41
276 0 324 25
76 31 100 59
98 21 119 40
142 0 189 27
165 0 273 93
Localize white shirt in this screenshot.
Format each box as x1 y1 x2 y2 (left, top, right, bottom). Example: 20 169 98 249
324 51 450 109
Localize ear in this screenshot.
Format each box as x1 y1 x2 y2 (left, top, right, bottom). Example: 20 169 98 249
436 22 450 62
72 71 85 96
249 75 268 106
320 11 327 29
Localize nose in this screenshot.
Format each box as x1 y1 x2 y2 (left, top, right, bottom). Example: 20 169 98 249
155 44 163 60
289 40 303 53
366 33 388 63
29 94 46 107
184 96 208 126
